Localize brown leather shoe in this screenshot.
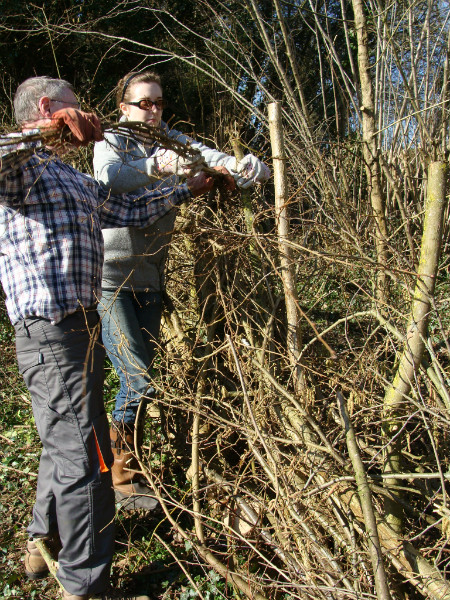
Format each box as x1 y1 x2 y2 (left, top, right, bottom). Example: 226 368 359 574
24 535 61 580
24 539 48 580
110 419 160 511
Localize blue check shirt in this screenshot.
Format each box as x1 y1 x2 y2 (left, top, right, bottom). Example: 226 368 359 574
0 138 191 324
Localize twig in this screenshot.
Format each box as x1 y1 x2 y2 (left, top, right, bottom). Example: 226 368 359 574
337 390 391 600
0 464 38 477
153 533 207 600
1 120 229 181
33 539 60 581
192 383 205 544
203 463 303 575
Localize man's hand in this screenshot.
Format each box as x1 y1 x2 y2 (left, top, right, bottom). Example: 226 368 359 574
41 108 103 147
187 166 236 197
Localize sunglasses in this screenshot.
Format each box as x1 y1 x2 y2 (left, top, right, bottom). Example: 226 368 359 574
126 99 165 111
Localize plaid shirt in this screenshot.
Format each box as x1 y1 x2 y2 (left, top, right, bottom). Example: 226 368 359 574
0 138 191 324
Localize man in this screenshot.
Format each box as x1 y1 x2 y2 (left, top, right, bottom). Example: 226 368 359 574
0 76 233 600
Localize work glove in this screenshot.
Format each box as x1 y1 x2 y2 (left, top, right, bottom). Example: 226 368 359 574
43 108 103 147
154 148 204 176
234 154 271 189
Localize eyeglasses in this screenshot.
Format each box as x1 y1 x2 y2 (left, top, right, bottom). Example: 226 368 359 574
50 98 81 109
126 99 165 111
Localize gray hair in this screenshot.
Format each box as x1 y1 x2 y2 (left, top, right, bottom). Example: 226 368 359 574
14 76 74 125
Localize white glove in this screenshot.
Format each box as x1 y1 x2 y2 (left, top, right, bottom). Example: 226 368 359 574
234 154 271 189
218 155 238 173
153 148 204 176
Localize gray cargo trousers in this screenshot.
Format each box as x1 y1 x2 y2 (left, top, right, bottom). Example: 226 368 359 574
14 309 115 596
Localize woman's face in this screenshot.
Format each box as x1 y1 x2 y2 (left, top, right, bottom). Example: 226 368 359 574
120 81 163 126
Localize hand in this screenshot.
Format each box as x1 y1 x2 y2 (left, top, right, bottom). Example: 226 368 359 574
234 154 270 189
211 165 236 192
155 149 204 176
42 108 103 147
186 167 236 197
186 171 215 197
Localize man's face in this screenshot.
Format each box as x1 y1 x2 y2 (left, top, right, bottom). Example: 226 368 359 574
31 87 82 153
47 88 80 116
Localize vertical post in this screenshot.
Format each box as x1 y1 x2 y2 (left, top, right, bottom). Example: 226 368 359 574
268 102 302 390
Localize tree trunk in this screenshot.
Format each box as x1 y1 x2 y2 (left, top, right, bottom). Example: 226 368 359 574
382 162 448 532
352 0 389 306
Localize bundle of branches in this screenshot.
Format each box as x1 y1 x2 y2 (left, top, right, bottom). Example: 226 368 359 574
0 121 226 181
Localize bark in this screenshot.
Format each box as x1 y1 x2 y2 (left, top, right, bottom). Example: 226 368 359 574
268 102 302 390
338 391 391 600
192 384 205 544
229 126 255 236
339 484 450 600
271 0 311 126
441 29 450 153
33 539 59 580
352 0 389 305
382 162 448 532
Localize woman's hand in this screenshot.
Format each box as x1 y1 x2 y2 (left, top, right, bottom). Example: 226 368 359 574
234 154 270 189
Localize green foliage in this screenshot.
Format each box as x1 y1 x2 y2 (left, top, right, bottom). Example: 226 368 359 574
180 570 230 600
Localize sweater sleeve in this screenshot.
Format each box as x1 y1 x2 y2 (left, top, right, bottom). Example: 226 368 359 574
168 128 237 172
93 127 238 196
93 131 159 194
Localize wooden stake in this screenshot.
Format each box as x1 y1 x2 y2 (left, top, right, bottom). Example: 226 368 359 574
268 102 302 390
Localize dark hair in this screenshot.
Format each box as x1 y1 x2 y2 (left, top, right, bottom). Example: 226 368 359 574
116 70 162 109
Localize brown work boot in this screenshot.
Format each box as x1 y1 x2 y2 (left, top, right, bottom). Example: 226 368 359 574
24 539 48 580
24 535 61 580
110 419 160 511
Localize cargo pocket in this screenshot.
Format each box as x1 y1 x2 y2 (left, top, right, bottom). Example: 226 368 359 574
16 347 49 410
47 412 89 477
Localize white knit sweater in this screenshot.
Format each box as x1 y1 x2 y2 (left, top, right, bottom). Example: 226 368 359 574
93 120 235 292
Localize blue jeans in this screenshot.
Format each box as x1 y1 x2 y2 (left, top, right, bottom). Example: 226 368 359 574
98 289 162 426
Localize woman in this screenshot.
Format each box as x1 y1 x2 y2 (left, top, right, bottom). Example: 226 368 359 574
93 70 270 510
